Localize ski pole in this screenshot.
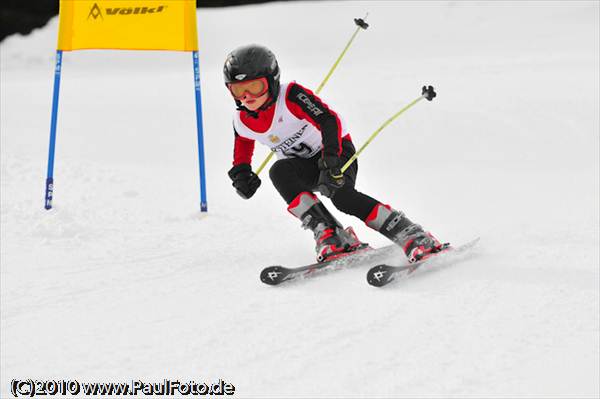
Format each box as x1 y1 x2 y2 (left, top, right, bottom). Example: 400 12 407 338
314 14 370 95
341 86 437 173
255 14 370 176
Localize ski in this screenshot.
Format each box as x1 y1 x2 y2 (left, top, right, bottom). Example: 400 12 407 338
366 238 480 287
260 243 400 286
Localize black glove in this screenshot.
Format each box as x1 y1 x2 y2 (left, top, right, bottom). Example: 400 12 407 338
317 156 345 198
228 164 261 199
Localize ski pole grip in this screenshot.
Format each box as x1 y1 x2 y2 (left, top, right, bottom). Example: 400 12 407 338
354 18 369 29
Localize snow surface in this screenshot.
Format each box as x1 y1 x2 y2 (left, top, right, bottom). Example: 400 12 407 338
1 1 599 397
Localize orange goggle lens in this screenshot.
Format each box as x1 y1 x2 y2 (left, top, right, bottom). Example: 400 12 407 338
228 77 268 99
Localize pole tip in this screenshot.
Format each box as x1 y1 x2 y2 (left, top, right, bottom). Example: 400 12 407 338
422 85 436 101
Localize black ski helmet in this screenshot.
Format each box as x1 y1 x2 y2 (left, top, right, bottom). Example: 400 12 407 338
223 44 280 102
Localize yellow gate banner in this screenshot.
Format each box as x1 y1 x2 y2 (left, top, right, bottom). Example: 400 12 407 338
57 0 198 51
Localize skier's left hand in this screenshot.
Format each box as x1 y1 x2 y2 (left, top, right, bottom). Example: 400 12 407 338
317 156 345 198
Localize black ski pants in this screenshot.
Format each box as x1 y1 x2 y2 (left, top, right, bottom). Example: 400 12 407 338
269 139 379 221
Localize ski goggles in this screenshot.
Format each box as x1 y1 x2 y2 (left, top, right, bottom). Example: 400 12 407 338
227 77 269 100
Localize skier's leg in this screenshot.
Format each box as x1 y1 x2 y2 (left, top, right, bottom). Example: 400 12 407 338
331 140 444 263
269 156 357 261
328 139 379 220
330 185 379 220
269 155 319 203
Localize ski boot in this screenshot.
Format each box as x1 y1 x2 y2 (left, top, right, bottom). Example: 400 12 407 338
365 203 447 263
288 192 365 262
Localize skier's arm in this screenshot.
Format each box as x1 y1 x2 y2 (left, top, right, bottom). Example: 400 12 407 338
285 82 343 158
233 130 256 166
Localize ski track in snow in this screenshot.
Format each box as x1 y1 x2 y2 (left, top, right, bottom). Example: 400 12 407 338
1 1 599 398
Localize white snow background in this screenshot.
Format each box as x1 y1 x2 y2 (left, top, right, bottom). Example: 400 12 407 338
1 1 599 398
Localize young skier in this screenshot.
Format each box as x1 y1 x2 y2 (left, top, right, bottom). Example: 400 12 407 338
225 44 444 263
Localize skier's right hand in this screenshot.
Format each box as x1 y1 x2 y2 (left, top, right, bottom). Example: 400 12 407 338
228 164 261 199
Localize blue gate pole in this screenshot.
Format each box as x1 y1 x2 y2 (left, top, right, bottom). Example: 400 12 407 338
192 51 208 212
45 50 63 210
